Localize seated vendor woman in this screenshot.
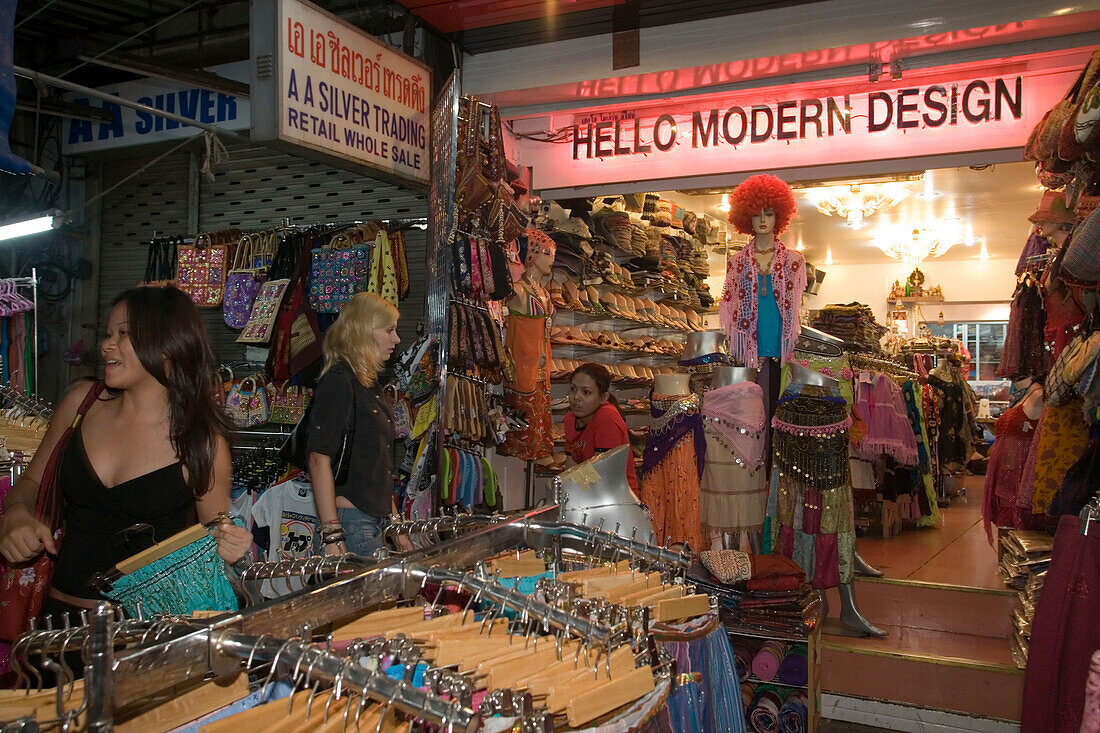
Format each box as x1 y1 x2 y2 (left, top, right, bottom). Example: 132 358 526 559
563 362 640 493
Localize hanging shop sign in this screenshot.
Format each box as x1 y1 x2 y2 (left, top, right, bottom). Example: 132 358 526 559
61 62 251 155
250 0 431 188
512 50 1089 192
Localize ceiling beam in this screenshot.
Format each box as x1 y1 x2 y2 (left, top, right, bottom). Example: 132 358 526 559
74 51 249 98
15 97 115 124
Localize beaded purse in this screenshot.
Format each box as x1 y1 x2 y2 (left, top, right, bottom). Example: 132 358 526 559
308 233 371 314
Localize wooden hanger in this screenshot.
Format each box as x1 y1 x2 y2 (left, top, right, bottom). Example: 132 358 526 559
116 523 210 575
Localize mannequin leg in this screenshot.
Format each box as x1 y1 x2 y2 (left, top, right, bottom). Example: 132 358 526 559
853 551 883 577
838 583 888 637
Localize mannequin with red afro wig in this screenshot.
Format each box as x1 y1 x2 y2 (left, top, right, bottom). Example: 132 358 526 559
728 174 797 235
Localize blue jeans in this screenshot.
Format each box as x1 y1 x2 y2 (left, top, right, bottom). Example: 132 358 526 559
335 507 385 558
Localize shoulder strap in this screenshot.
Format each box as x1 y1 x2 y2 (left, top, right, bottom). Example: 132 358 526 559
71 381 106 428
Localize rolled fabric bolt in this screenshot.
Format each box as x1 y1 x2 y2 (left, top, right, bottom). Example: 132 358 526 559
732 644 754 681
752 640 786 681
777 646 808 687
749 688 783 733
741 681 755 709
778 690 808 733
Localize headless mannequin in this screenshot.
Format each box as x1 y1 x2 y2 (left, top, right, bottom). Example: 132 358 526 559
787 363 886 637
1014 377 1044 421
653 373 691 397
555 445 653 540
710 366 758 387
705 366 762 552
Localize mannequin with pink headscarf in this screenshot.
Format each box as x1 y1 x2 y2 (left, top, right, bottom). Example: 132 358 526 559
500 229 556 461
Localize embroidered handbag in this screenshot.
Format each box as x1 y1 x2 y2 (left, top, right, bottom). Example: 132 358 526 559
308 232 371 314
213 365 234 409
225 375 269 427
177 234 229 307
269 383 311 425
101 522 240 618
238 278 290 344
223 234 264 329
0 383 104 642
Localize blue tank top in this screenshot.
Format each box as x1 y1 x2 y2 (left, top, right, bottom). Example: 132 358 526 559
757 273 782 358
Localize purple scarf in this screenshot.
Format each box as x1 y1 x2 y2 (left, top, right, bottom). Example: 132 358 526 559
642 394 706 479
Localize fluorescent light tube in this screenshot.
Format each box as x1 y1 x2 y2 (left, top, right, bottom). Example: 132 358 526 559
0 213 57 242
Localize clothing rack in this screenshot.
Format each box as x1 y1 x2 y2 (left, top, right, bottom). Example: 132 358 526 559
2 270 39 393
0 383 52 420
7 508 691 731
848 352 919 380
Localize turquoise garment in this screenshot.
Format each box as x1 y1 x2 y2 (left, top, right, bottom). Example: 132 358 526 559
757 274 782 358
103 526 240 617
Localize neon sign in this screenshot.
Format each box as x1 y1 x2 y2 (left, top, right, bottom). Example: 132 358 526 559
572 78 1022 160
512 50 1089 193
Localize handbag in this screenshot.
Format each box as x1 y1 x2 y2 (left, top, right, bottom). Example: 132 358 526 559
280 379 355 484
237 278 290 344
140 236 179 288
225 375 269 427
100 521 239 618
0 383 104 642
368 229 399 306
395 336 438 407
177 234 229 307
308 231 371 314
213 365 234 409
223 234 264 329
391 230 410 300
269 383 312 425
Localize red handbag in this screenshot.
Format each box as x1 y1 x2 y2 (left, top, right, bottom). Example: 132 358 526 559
0 382 105 642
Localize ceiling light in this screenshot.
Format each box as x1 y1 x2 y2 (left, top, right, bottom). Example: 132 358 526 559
979 243 989 260
803 182 914 226
0 211 62 242
824 250 833 265
796 239 805 251
872 223 965 264
716 202 730 212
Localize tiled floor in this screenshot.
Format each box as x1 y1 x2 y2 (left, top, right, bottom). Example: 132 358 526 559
854 475 1004 590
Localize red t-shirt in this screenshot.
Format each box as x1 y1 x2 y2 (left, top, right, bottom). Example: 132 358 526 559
563 402 639 492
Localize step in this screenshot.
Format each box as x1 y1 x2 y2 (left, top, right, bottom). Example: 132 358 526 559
824 577 1016 638
821 622 1023 721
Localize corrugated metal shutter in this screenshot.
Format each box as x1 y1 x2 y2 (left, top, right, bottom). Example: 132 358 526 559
199 143 429 360
97 152 190 343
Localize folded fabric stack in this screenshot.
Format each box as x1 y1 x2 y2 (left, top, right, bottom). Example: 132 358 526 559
999 529 1053 589
689 551 823 636
812 303 887 351
1000 529 1052 668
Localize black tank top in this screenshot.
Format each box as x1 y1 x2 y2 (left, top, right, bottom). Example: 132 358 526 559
51 425 193 597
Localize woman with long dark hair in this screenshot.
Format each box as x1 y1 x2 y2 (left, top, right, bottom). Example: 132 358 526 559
0 286 252 615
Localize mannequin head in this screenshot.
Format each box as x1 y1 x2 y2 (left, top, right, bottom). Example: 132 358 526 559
523 228 557 280
728 174 797 236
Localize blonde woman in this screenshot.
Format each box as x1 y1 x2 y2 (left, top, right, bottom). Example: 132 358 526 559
309 292 401 557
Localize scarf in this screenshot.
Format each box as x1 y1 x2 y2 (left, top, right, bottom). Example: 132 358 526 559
719 236 807 368
701 382 766 469
642 394 706 478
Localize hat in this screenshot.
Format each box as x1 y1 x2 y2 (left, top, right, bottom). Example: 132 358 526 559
1029 190 1075 224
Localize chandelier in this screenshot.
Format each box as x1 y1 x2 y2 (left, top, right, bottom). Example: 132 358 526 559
803 182 913 226
872 224 963 264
